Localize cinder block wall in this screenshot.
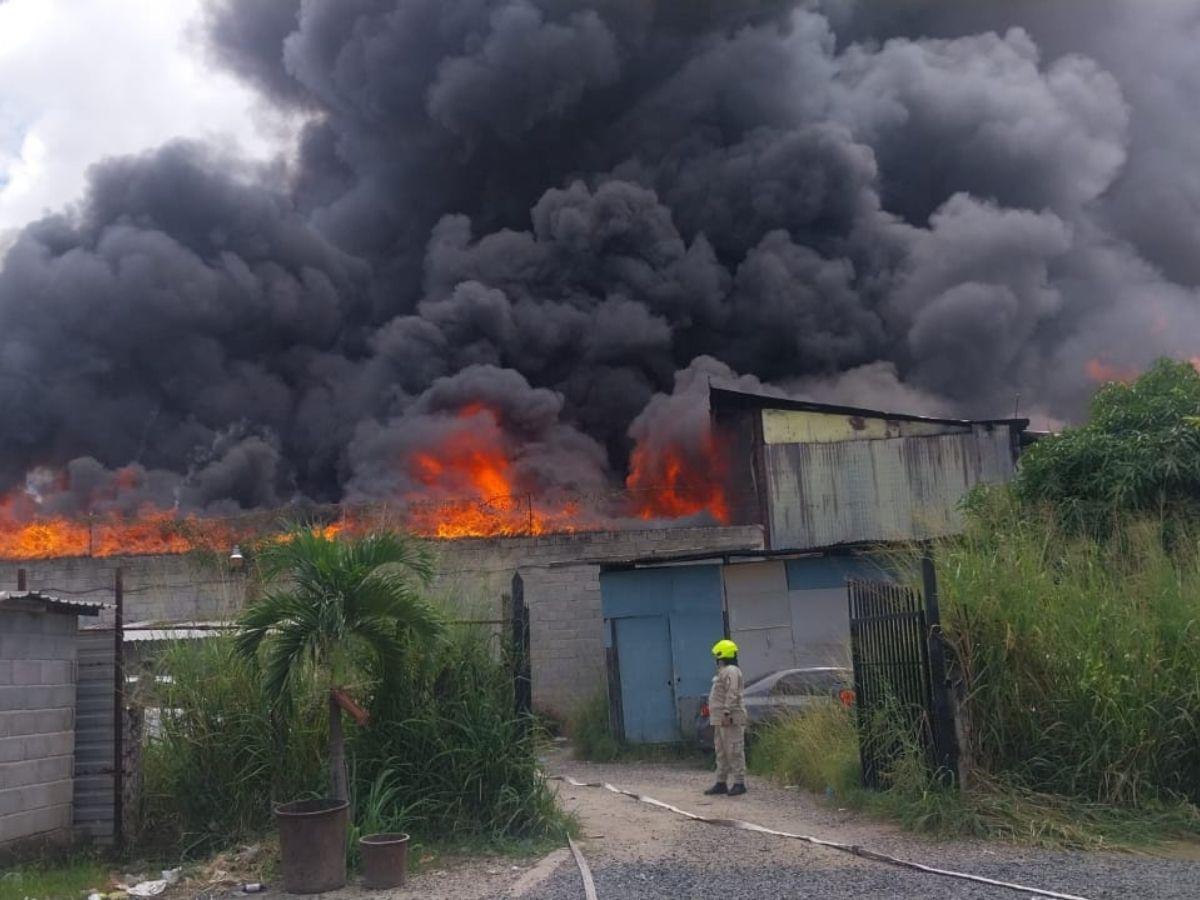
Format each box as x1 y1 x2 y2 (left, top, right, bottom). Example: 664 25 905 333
0 610 77 852
0 555 245 627
2 525 765 720
436 525 763 724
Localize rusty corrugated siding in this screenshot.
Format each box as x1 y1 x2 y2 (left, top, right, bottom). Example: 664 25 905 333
763 425 1015 549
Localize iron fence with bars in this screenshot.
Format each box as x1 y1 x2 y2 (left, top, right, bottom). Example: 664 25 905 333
847 556 959 789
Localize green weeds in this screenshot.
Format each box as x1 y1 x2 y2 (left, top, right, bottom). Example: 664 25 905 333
135 619 570 864
567 689 707 765
751 507 1200 849
0 855 109 900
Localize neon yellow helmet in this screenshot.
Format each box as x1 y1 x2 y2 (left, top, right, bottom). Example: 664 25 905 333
711 639 739 660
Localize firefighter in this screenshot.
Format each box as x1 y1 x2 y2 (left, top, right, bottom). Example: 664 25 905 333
704 638 747 796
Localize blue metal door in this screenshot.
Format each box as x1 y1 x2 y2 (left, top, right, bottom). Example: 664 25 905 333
614 615 678 742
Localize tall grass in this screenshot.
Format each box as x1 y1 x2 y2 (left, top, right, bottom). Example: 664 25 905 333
353 625 567 842
938 496 1200 807
748 702 859 796
137 638 327 856
136 621 569 860
751 499 1200 846
567 690 622 762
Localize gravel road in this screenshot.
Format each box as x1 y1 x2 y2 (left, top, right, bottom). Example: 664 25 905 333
184 749 1199 898
521 751 1199 900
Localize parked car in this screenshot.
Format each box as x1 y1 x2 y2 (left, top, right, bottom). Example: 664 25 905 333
696 666 855 749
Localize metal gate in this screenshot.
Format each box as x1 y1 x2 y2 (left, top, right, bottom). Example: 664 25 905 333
847 556 958 788
74 627 117 842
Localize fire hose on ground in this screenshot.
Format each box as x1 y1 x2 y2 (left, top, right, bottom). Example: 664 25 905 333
552 776 1092 900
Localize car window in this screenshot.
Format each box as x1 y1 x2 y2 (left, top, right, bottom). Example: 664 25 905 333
770 671 845 696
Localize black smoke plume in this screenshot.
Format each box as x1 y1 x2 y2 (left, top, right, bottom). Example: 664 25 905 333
2 0 1198 514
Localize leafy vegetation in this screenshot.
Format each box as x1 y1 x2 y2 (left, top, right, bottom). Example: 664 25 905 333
0 855 110 900
567 688 708 764
1013 358 1200 530
137 533 570 863
567 689 622 762
751 694 1200 849
235 529 442 802
938 499 1200 808
137 637 328 856
751 506 1200 847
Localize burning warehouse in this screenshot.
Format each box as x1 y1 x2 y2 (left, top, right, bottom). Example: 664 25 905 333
1 0 1198 767
0 382 1027 729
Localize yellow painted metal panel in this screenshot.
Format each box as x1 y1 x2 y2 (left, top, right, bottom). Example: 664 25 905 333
760 409 962 445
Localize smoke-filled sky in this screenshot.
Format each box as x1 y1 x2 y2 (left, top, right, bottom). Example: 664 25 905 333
1 0 1199 516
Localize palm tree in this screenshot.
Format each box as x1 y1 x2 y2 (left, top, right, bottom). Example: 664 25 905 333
235 527 441 802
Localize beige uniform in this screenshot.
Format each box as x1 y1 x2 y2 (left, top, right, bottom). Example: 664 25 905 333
708 663 747 783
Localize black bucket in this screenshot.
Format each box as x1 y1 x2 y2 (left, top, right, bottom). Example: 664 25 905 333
275 798 350 894
359 832 410 889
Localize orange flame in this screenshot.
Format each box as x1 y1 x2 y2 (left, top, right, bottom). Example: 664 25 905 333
0 494 236 561
625 431 730 524
403 404 590 539
0 405 742 559
1084 358 1139 384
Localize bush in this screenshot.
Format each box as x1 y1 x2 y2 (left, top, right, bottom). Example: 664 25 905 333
937 504 1200 807
750 503 1200 846
136 623 569 860
748 703 859 797
567 690 621 763
1013 358 1200 530
352 625 567 842
137 638 327 857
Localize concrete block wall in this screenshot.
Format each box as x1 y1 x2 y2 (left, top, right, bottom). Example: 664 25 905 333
0 610 78 852
0 555 245 626
2 524 765 721
430 526 765 716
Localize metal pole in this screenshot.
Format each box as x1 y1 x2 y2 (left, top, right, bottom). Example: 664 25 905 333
527 494 534 536
511 572 531 732
921 548 960 785
112 567 124 849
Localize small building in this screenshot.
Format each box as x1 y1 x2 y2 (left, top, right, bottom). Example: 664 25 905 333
0 592 103 855
600 388 1030 743
713 387 1028 549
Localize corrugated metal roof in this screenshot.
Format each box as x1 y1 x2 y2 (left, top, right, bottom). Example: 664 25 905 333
0 591 105 615
710 385 1030 430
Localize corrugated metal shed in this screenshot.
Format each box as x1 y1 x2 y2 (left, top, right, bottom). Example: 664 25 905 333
763 425 1016 548
710 387 1028 551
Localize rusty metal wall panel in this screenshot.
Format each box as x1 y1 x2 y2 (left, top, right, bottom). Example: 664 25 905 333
764 426 1015 549
73 629 114 842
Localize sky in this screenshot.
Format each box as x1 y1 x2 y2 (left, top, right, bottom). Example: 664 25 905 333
0 0 290 238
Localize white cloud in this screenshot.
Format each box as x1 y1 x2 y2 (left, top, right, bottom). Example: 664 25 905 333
0 0 294 234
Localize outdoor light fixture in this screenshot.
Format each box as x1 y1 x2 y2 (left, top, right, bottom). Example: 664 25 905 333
229 545 244 569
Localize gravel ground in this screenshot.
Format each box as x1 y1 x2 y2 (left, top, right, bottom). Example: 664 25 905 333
176 749 1199 898
522 751 1200 900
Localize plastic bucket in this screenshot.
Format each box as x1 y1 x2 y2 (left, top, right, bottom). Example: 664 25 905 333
359 832 410 889
275 798 349 894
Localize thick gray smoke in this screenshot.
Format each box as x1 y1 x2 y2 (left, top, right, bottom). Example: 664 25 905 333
1 0 1198 514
